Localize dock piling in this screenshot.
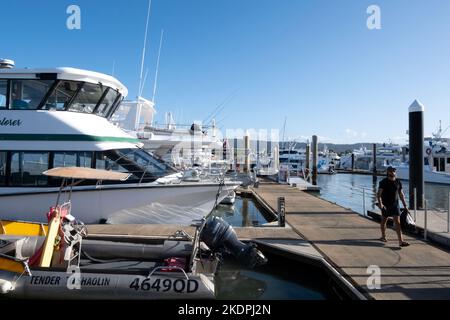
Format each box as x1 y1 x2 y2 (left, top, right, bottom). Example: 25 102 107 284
362 188 366 217
351 153 355 172
305 144 311 182
424 199 428 240
414 188 417 222
244 134 250 173
372 144 377 182
409 100 425 209
448 192 450 233
312 135 318 185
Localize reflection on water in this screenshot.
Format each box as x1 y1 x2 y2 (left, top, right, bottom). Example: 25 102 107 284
317 174 450 213
216 253 336 300
213 197 271 227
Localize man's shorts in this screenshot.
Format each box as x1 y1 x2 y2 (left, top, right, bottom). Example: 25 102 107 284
382 205 401 217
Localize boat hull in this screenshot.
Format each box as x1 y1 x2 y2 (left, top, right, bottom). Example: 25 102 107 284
0 183 239 225
396 167 450 185
0 270 215 300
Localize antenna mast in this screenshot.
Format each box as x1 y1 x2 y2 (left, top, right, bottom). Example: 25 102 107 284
138 0 152 98
282 116 287 145
152 29 164 103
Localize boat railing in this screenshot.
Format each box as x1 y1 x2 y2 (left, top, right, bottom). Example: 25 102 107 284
147 266 190 280
350 185 450 236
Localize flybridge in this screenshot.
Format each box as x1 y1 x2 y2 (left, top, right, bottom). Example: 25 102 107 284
0 118 21 127
0 67 128 119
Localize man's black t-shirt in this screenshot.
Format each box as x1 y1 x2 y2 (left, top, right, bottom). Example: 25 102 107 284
379 178 402 207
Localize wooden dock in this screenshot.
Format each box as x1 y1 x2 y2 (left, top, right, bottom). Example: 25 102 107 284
287 177 321 192
368 209 450 247
251 183 450 300
87 182 450 300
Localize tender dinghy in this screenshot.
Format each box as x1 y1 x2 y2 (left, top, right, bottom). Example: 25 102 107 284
0 168 267 300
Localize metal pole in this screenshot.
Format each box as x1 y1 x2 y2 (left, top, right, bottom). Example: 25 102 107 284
448 192 450 233
409 100 425 209
424 199 428 240
372 144 377 180
244 135 250 173
363 188 366 217
414 188 417 222
278 197 286 227
306 144 311 182
351 153 355 172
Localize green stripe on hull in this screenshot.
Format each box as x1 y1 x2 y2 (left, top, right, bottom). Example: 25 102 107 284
0 134 140 143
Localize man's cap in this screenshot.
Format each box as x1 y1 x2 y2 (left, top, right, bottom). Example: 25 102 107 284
386 166 396 172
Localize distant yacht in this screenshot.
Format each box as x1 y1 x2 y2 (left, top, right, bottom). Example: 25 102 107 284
339 143 403 171
112 100 223 168
279 145 338 174
391 124 450 185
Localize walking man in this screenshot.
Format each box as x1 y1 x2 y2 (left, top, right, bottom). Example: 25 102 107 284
377 166 410 247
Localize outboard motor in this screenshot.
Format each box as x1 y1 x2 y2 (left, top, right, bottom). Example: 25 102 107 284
200 216 267 268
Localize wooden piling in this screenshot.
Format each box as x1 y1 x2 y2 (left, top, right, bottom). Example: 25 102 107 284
312 135 318 185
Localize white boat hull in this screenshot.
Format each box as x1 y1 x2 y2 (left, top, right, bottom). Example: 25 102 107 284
0 183 239 225
396 167 450 185
0 269 215 300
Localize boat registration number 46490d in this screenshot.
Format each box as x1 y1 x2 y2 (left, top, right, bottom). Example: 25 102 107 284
129 278 199 294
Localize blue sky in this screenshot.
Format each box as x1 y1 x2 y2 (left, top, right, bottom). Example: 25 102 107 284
1 0 450 144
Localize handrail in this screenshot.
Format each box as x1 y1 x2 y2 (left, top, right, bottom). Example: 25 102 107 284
147 266 190 280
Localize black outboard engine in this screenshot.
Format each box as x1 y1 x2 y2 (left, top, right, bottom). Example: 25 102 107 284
200 216 267 268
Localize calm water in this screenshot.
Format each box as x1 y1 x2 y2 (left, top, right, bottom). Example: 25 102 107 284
213 198 342 300
213 197 274 227
216 252 341 300
317 174 450 214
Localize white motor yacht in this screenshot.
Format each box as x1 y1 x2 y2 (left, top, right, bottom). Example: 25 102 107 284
112 100 223 169
390 134 450 185
0 63 239 224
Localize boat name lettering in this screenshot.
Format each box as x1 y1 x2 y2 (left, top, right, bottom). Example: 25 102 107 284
129 278 199 293
79 277 111 287
0 118 22 127
30 276 61 286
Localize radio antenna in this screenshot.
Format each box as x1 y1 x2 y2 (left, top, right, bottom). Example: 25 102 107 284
138 0 152 98
152 29 164 103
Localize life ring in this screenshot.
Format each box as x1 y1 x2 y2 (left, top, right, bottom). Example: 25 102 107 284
426 148 432 156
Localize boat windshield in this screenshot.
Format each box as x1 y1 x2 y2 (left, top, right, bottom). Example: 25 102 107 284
0 148 176 188
98 148 176 182
0 78 122 118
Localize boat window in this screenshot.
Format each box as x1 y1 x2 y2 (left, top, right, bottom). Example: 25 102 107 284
0 80 7 109
43 81 80 111
10 80 54 110
440 158 446 172
10 152 49 186
119 148 175 178
447 158 450 165
95 151 140 180
434 158 439 170
95 89 119 117
54 152 93 168
0 152 6 185
68 83 106 114
95 149 175 183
